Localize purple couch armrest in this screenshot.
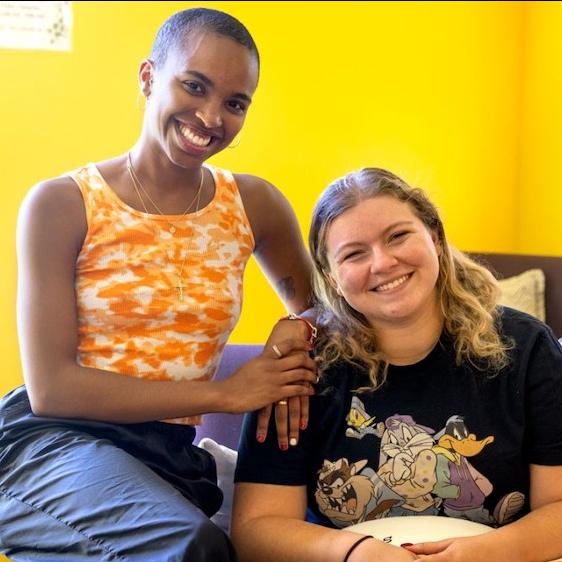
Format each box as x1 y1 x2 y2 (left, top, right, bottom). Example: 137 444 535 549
195 344 263 450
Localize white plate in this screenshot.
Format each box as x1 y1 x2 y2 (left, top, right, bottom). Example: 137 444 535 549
345 516 491 546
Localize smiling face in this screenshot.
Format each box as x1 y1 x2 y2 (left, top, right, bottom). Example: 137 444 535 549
325 195 442 330
140 30 259 168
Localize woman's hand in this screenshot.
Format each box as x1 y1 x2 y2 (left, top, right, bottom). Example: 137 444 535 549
219 338 316 415
257 316 317 449
404 532 513 562
255 392 311 450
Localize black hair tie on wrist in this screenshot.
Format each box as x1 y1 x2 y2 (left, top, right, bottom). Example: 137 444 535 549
343 535 373 562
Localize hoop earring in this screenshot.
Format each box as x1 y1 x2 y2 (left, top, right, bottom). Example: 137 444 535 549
228 134 241 149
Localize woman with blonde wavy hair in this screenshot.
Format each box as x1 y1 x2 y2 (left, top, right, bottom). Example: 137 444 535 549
232 168 562 562
310 167 511 389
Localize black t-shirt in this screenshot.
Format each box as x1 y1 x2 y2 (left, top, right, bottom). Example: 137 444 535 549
235 307 562 528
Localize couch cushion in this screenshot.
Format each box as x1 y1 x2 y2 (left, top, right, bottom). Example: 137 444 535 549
195 344 263 450
497 269 545 321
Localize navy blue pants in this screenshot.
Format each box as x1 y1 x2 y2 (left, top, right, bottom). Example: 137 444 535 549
0 386 236 562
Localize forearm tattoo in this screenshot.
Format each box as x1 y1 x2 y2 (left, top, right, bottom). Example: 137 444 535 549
277 276 296 301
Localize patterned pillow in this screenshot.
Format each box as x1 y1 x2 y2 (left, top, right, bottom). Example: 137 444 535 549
497 269 546 321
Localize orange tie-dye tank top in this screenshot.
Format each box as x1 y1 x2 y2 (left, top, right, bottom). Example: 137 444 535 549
70 163 255 422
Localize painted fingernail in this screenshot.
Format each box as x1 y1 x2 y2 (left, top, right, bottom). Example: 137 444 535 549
280 442 288 450
400 543 413 548
300 421 308 430
289 438 297 446
256 433 265 443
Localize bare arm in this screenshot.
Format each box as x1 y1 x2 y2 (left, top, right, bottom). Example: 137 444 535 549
232 483 416 562
236 174 318 444
405 464 562 562
236 174 314 313
17 179 316 422
505 464 562 561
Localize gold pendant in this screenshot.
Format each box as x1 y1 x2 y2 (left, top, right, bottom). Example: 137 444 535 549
175 276 184 302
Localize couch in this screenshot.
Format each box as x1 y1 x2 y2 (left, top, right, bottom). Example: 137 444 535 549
195 344 264 451
469 252 562 336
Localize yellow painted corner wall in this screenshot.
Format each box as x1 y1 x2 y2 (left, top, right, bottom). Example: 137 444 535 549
519 1 562 255
0 0 558 410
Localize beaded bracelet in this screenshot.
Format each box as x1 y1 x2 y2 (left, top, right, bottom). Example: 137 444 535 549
343 535 373 562
279 312 318 345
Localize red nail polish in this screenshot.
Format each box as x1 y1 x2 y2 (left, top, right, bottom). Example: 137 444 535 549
300 422 308 430
256 434 265 443
280 443 288 450
400 543 413 548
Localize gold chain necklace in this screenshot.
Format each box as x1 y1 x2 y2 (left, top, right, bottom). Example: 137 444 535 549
126 153 204 302
126 152 204 234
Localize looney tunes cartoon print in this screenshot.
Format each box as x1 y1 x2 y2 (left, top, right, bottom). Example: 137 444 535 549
315 399 524 527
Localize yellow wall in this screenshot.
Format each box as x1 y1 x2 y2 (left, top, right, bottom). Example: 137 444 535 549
0 1 559 401
519 1 562 255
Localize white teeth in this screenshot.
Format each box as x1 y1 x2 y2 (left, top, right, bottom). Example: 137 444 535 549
178 124 211 147
375 274 410 292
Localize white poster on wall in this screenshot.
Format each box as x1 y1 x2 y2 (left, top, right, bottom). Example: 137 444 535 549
0 1 72 51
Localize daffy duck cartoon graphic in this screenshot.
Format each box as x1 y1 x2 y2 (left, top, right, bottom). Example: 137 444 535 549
432 415 524 525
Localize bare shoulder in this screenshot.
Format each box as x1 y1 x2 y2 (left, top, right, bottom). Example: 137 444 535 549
24 174 83 210
19 174 87 253
234 173 288 207
233 173 296 241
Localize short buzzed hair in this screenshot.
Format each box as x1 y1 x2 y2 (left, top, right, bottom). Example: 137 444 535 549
150 8 260 69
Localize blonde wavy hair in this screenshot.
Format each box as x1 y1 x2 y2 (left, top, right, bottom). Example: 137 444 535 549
309 168 512 390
